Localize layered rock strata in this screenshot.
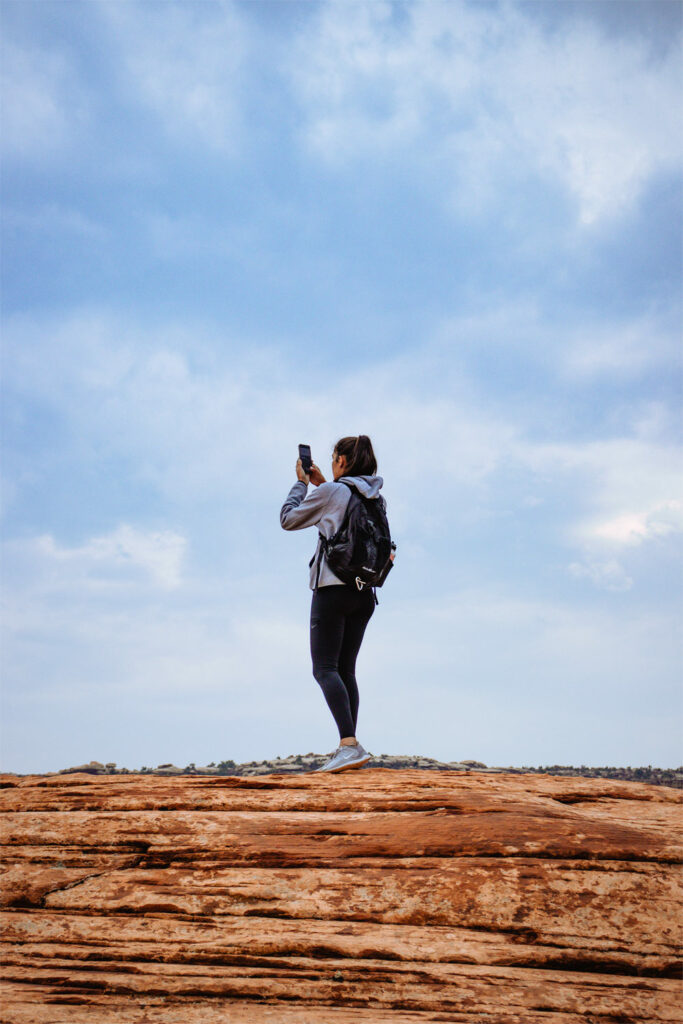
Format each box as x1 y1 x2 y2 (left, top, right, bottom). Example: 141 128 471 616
1 768 681 1023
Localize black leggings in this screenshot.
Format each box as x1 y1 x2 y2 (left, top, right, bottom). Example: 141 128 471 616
310 584 376 740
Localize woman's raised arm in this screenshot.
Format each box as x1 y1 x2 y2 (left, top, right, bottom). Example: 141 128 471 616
280 479 335 531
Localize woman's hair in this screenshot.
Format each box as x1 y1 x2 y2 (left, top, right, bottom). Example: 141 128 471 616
334 435 377 477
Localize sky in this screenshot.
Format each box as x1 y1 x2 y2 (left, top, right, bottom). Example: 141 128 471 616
1 0 681 774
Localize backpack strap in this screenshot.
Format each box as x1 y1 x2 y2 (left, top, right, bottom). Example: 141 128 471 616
313 481 351 591
313 534 325 592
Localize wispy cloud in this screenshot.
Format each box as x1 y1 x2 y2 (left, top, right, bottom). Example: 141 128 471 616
568 558 633 592
100 0 247 153
8 525 187 591
289 1 682 224
0 38 89 159
584 501 683 547
560 320 681 380
2 204 106 240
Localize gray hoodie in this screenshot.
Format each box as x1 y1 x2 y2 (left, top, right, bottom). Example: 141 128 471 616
280 475 385 589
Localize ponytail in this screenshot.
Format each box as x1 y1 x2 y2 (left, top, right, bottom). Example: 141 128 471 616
334 434 377 477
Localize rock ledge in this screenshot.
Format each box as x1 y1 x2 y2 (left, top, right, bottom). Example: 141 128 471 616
1 768 681 1022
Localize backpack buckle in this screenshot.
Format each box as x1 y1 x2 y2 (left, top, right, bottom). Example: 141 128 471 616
355 577 365 591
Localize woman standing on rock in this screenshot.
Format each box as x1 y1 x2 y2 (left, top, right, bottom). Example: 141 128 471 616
280 435 393 774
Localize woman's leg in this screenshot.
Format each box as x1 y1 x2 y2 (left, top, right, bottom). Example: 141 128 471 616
337 589 375 733
310 586 356 740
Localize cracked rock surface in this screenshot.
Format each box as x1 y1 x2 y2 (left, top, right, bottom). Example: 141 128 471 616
1 768 681 1023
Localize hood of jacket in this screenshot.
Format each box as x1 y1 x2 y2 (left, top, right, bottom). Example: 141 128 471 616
339 474 384 499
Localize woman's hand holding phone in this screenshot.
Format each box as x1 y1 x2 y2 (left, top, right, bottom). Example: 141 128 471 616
296 458 310 484
308 463 325 486
296 459 326 486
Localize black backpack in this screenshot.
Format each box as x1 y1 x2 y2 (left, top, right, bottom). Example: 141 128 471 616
314 481 395 600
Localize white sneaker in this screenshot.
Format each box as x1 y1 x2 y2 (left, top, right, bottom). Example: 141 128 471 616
315 743 372 773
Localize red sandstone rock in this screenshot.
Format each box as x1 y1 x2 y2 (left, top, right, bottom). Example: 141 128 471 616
0 768 681 1022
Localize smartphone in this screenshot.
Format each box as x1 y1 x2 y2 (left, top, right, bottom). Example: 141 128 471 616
298 443 312 474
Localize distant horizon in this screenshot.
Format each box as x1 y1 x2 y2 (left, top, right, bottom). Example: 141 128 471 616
3 755 680 776
2 0 681 774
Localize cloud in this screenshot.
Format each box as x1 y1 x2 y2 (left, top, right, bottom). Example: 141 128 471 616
1 1 248 168
0 38 89 159
586 501 683 547
508 416 681 515
2 204 106 241
8 525 187 591
101 0 246 152
289 1 682 224
434 303 680 385
559 319 682 380
559 459 682 591
568 558 633 592
0 308 518 537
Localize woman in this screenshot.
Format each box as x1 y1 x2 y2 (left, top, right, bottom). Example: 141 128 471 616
280 435 388 774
